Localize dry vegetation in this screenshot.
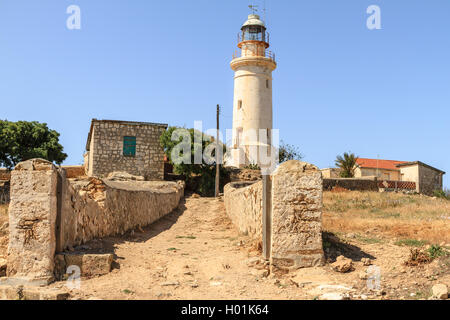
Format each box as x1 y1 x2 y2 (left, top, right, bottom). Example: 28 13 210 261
323 191 450 244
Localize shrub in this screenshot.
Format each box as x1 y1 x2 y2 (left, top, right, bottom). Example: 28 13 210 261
433 189 448 199
427 245 447 260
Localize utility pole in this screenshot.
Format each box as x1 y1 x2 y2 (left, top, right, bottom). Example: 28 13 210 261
215 104 220 198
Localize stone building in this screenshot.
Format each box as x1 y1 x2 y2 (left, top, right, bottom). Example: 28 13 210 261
84 119 167 180
396 161 445 195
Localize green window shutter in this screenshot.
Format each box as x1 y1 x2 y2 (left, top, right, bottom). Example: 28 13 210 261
123 136 136 157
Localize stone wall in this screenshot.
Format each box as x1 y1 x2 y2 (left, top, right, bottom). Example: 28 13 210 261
57 177 184 250
224 181 263 241
87 120 167 180
6 159 58 285
271 161 324 270
61 166 86 179
224 161 324 270
5 159 184 284
323 178 379 192
418 164 444 196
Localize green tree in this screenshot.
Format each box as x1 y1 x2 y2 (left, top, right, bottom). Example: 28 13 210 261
0 120 67 169
279 140 303 163
335 152 358 178
160 126 226 196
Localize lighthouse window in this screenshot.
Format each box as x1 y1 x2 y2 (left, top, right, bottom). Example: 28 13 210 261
266 79 269 88
238 100 243 110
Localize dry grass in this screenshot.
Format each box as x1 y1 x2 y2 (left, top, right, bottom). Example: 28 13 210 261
323 191 450 244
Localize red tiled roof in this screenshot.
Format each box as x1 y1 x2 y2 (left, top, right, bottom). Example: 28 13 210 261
356 158 408 171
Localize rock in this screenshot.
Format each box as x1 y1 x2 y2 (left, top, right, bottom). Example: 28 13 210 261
319 293 350 300
361 258 372 266
54 253 113 279
331 256 354 273
161 281 180 287
359 271 368 280
246 257 262 267
431 284 448 299
360 294 368 300
251 269 269 278
0 222 8 233
106 171 144 181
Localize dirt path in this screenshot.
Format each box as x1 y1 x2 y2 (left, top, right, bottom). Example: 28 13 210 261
48 196 448 300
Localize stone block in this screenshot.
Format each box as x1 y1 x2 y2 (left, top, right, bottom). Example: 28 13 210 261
7 159 58 283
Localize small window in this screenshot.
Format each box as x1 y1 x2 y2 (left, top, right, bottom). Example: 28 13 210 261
238 100 243 110
266 79 269 89
123 136 136 157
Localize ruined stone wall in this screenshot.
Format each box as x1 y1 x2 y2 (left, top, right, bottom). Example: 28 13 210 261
224 181 263 242
61 166 86 179
6 159 184 284
57 177 184 250
89 121 166 180
224 161 324 270
271 161 324 269
6 159 58 285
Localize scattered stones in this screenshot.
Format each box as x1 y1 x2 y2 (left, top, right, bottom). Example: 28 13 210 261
0 285 69 300
319 292 350 300
359 271 368 280
210 281 222 286
431 284 448 300
161 281 180 287
251 269 269 278
55 253 114 279
331 256 354 273
361 258 372 266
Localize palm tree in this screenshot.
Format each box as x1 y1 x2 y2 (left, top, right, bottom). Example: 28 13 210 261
335 152 358 178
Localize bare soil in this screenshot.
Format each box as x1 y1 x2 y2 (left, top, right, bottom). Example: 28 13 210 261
42 195 449 300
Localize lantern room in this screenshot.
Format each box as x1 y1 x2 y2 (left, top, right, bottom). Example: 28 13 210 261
238 14 270 48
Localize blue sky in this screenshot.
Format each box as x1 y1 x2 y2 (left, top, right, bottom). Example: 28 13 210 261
0 1 449 188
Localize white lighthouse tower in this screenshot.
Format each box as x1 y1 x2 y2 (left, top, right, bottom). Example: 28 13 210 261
228 13 277 168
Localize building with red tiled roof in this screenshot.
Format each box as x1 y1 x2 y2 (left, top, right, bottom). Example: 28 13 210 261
321 157 445 195
355 158 407 180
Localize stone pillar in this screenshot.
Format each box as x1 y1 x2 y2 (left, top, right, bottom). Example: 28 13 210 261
271 161 324 271
4 159 58 285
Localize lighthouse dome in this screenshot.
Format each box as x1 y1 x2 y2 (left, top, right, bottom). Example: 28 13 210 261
242 14 265 28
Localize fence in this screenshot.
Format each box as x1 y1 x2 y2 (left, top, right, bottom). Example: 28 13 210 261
377 180 416 191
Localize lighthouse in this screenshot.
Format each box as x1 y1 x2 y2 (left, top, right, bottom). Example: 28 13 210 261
228 13 277 168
